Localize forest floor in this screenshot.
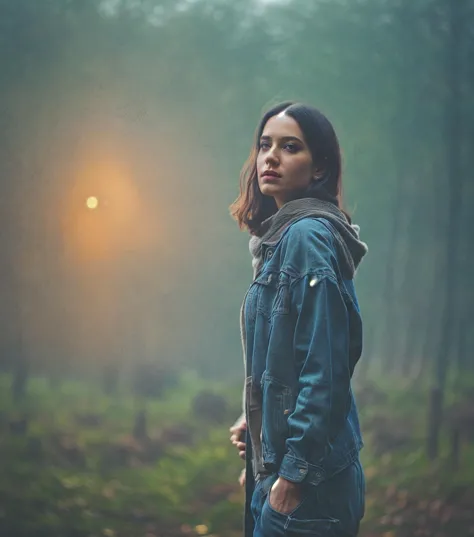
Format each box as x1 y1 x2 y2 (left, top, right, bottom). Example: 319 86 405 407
0 373 473 537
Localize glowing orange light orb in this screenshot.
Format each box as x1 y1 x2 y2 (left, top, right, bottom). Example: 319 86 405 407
86 196 99 210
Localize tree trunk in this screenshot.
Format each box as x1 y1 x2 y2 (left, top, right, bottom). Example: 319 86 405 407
427 0 465 460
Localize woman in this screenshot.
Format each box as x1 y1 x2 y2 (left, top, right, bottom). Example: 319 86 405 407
229 102 368 537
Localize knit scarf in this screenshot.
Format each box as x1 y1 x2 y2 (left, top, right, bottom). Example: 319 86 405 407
248 197 368 280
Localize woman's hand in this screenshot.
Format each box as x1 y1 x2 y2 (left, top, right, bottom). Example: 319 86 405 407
229 418 246 460
268 477 302 514
230 417 246 486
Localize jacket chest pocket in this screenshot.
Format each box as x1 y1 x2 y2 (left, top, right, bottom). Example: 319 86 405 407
254 271 290 319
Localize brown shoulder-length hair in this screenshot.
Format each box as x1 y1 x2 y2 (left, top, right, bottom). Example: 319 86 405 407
230 101 350 235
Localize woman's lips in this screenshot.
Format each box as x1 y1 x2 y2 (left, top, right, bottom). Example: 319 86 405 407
261 170 281 182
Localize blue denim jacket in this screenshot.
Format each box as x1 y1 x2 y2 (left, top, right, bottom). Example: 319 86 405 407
243 216 363 495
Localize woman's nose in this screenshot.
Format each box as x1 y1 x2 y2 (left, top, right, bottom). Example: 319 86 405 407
265 149 279 165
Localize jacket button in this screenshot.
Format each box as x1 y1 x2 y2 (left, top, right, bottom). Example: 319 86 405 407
266 250 273 260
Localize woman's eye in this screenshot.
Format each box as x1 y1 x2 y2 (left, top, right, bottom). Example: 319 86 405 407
284 143 298 152
259 141 271 150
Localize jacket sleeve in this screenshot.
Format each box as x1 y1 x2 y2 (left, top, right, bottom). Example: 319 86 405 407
277 226 351 486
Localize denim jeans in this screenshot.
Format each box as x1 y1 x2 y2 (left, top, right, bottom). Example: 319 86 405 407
250 459 365 537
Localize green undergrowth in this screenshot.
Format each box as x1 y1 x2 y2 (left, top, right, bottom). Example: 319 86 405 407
0 372 473 537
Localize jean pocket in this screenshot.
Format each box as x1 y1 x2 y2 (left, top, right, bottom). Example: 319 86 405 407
285 515 339 536
261 490 340 536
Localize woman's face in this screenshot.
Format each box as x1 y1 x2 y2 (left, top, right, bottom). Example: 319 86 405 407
256 113 316 208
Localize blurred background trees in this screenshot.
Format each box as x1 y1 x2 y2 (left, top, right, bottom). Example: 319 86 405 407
0 0 473 535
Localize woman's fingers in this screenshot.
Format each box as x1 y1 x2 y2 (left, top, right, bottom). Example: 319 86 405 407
230 420 246 434
230 419 247 460
230 426 246 444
